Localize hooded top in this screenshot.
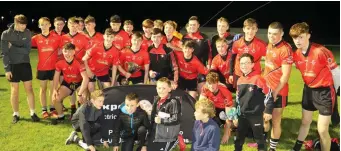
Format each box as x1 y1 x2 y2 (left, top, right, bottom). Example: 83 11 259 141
191 118 220 151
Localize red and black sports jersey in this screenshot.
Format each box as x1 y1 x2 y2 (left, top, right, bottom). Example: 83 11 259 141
293 42 338 88
119 48 150 78
141 34 153 52
32 33 61 71
201 83 233 109
86 32 104 47
174 51 208 80
87 43 120 76
231 36 267 76
61 33 91 62
211 52 232 82
148 44 179 82
161 36 182 50
113 30 131 50
50 30 65 37
55 59 85 83
263 40 293 96
237 71 274 115
182 31 212 66
211 32 235 57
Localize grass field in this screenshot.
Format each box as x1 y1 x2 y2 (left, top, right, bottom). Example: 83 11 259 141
0 50 339 151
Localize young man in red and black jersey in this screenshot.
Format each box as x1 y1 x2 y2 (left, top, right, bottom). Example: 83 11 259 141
229 18 267 89
123 20 134 37
199 72 233 144
162 20 182 52
82 28 120 91
210 38 234 92
182 16 212 94
174 40 209 99
118 32 150 85
110 15 131 50
84 15 104 47
211 17 240 58
148 28 178 88
263 22 293 151
61 17 92 63
141 19 154 51
52 43 89 122
51 17 65 37
289 22 340 151
31 17 62 119
234 53 274 151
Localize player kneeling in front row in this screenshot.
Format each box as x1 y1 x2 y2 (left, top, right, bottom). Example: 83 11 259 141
65 90 108 151
112 93 150 151
52 43 89 122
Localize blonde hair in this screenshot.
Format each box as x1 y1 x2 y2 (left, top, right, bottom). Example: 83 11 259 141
90 90 104 100
206 72 219 84
195 98 216 118
243 18 257 28
38 17 50 25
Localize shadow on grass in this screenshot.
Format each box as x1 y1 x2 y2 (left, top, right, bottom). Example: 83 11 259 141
287 101 302 106
0 88 7 91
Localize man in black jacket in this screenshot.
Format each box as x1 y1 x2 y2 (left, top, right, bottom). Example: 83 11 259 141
65 90 107 151
147 77 182 151
234 53 275 151
112 92 150 151
1 14 40 123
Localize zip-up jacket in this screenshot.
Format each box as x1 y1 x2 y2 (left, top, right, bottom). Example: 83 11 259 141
71 104 106 146
236 71 274 116
1 24 32 72
150 94 181 142
112 104 150 146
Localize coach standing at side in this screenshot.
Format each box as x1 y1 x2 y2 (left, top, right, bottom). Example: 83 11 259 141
1 14 40 123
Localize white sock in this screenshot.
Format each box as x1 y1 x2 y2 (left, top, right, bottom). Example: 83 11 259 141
58 114 64 118
13 112 19 116
78 140 89 149
30 110 35 116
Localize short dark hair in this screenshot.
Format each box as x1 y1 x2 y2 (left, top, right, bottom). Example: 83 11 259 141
239 53 254 62
104 28 114 35
63 42 76 50
110 15 121 23
151 28 162 35
124 20 134 25
189 16 199 23
14 14 28 24
157 77 172 87
54 17 65 23
125 92 139 102
183 40 196 49
132 32 143 40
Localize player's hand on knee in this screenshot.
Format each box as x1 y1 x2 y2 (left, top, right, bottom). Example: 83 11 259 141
88 145 96 151
263 113 272 121
103 141 109 148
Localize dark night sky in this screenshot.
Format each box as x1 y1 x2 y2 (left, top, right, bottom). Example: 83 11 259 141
0 1 339 44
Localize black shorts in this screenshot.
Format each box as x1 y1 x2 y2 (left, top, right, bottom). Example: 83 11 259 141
302 84 336 116
9 63 33 82
61 80 81 95
178 77 197 91
197 74 206 83
117 75 144 85
36 70 55 81
273 95 288 108
89 74 111 83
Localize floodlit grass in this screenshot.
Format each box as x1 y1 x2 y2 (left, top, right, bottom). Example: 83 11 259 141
0 50 339 151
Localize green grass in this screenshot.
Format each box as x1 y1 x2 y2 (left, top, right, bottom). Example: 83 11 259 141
0 50 339 151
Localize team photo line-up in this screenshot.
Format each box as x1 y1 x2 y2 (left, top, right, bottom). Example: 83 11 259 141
1 13 340 151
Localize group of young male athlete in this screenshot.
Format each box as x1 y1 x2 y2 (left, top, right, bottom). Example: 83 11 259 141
1 13 339 151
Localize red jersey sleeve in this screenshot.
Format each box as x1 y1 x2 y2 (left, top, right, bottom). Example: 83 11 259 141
143 51 150 65
79 64 86 72
55 62 62 72
257 76 270 95
31 35 38 47
320 47 338 70
232 41 239 54
195 58 209 75
280 46 294 65
112 51 120 66
210 57 218 70
260 41 267 56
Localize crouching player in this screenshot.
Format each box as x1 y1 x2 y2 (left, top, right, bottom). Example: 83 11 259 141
52 43 89 121
65 90 108 151
112 93 150 151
